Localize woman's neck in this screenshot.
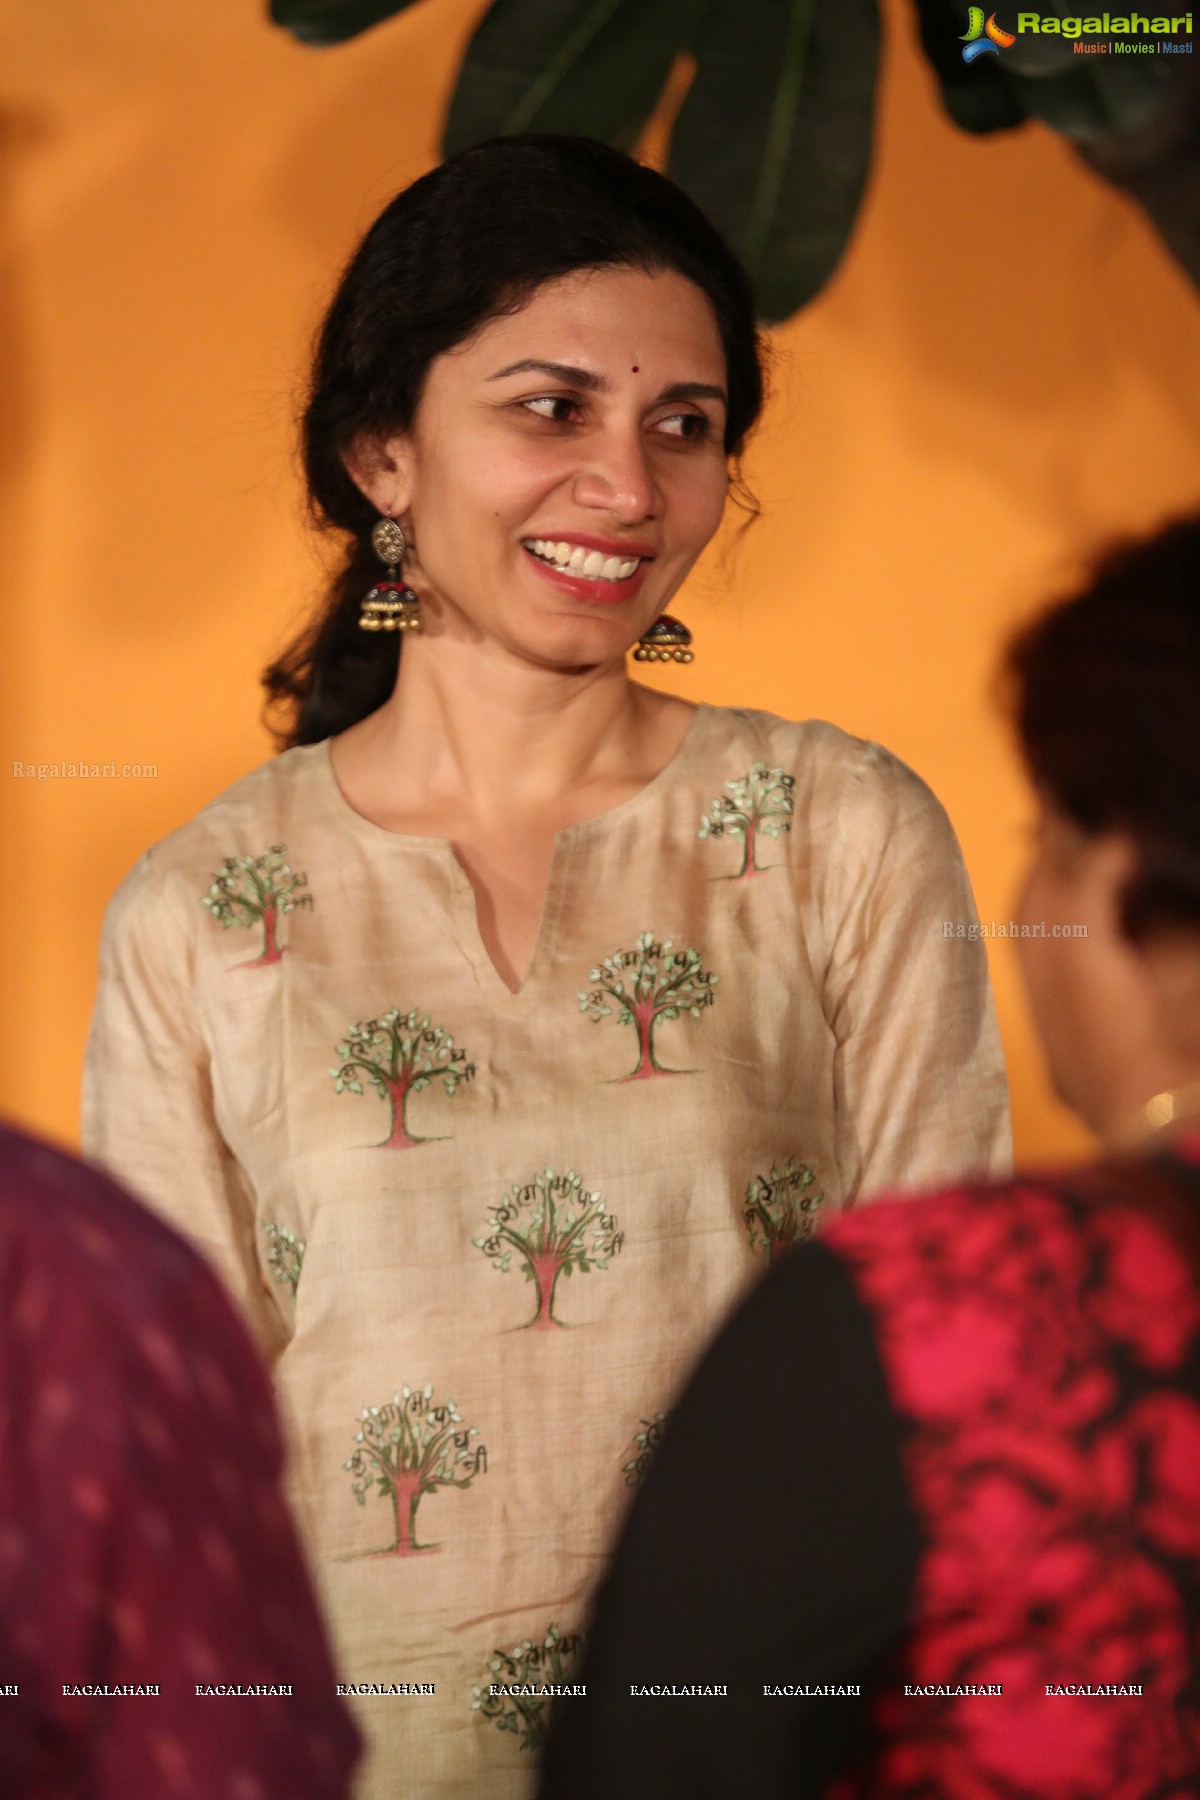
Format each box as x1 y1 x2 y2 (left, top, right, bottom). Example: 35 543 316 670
332 635 693 836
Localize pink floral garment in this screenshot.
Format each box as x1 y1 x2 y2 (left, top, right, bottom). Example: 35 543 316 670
81 705 1010 1798
827 1142 1200 1797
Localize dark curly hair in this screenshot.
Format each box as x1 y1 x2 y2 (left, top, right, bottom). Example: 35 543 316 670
263 134 766 749
1006 512 1200 943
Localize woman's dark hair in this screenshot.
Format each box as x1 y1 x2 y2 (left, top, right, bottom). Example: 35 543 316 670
1005 511 1200 942
263 134 766 748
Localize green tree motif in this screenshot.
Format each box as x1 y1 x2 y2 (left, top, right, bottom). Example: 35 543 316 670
743 1158 825 1263
201 843 312 965
470 1623 583 1752
698 763 796 878
263 1222 305 1297
474 1168 622 1331
622 1411 670 1488
344 1385 487 1557
579 933 718 1081
330 1007 475 1149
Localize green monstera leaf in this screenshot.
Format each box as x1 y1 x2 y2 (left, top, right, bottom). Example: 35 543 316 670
443 0 880 320
444 0 705 152
269 0 1200 313
666 0 879 321
272 0 878 319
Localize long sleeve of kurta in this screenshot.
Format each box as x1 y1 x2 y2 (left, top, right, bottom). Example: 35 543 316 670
81 848 288 1362
815 740 1012 1200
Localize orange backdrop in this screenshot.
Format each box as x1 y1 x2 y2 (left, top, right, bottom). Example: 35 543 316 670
3 0 1199 1164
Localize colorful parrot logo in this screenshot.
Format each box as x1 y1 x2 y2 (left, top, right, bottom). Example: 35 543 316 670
961 8 1017 60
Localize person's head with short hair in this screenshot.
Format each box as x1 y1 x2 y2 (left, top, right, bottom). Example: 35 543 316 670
1006 513 1200 1139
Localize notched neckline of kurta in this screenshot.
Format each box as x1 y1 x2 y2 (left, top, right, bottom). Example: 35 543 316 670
309 703 717 1005
313 703 715 851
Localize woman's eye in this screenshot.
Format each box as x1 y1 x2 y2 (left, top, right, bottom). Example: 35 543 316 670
518 398 712 439
656 412 710 441
521 395 578 423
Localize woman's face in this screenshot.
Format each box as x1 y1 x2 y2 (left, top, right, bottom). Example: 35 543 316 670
359 265 732 670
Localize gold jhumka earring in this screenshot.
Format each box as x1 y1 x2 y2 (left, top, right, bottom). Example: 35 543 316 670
359 516 422 633
633 615 694 664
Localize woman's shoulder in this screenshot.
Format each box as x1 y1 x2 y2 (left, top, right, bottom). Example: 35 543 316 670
700 705 949 829
100 744 327 931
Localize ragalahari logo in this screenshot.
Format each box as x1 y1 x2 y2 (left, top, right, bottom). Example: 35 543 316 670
962 8 1018 57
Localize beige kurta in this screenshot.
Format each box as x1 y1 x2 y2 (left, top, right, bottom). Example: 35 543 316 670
81 704 1010 1798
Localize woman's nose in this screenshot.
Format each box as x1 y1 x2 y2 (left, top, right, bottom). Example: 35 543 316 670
571 429 661 523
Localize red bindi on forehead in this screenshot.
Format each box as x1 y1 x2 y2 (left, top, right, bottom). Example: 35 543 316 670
632 365 639 372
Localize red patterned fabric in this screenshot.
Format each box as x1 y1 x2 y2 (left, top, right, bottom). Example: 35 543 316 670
0 1123 360 1799
825 1137 1200 1798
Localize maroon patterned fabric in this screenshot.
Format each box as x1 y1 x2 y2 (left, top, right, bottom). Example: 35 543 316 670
826 1136 1200 1798
0 1123 360 1799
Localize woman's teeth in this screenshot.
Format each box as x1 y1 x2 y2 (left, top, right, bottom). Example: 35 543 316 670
525 540 642 582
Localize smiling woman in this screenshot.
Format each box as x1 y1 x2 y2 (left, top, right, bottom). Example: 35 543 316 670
270 135 763 758
81 135 1011 1800
334 263 730 696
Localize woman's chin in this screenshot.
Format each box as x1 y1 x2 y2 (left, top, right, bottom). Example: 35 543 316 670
416 594 653 673
504 617 641 673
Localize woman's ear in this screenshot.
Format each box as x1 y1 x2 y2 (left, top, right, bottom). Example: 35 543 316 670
340 430 413 516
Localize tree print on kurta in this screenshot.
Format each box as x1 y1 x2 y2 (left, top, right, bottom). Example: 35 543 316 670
343 1385 487 1557
330 1007 475 1149
473 1168 623 1331
200 843 312 966
263 1222 305 1296
698 763 795 878
579 933 718 1080
470 1624 584 1751
622 1410 671 1487
743 1158 824 1262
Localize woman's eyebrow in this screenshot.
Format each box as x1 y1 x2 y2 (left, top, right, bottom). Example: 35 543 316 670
487 359 728 407
488 359 602 387
658 381 728 407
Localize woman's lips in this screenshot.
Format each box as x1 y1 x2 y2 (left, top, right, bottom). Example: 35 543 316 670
522 543 652 605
